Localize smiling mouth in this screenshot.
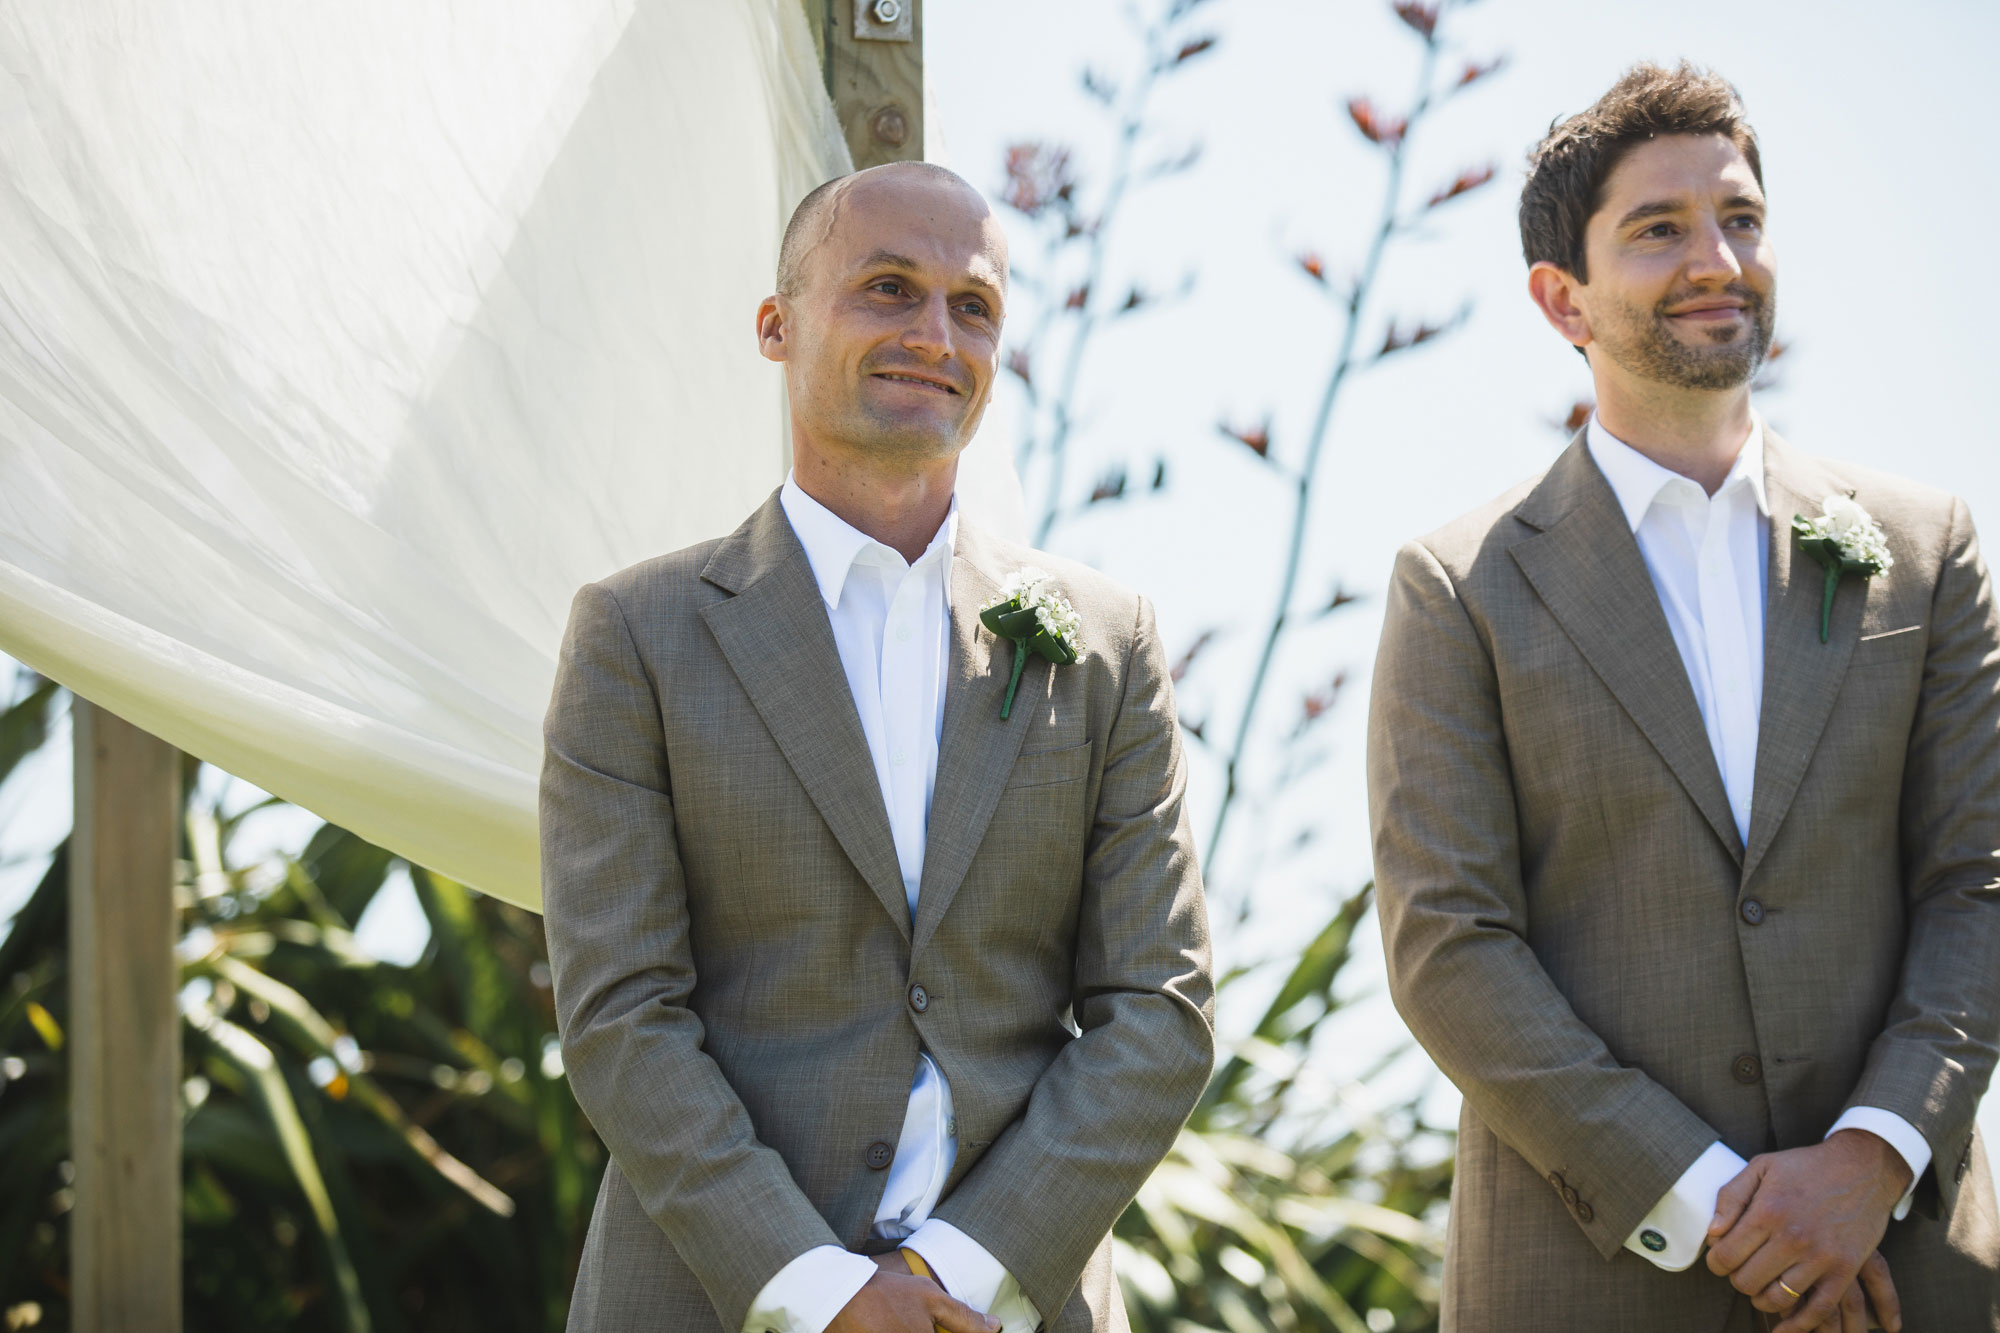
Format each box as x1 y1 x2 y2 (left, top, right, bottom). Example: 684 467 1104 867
873 372 960 395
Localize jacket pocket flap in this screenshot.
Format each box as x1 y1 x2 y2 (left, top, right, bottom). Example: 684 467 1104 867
1004 740 1092 788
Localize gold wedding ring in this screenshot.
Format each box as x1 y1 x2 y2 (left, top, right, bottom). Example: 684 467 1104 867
1777 1278 1805 1303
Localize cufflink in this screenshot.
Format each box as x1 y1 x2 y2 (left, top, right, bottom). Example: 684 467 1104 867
1640 1229 1667 1252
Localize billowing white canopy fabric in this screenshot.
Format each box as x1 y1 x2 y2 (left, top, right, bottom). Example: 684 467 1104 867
0 1 1022 910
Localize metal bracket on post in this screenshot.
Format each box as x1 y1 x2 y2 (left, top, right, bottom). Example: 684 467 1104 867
820 0 922 169
854 0 913 42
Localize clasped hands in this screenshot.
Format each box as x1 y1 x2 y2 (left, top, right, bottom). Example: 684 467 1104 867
1703 1130 1911 1333
825 1252 1000 1333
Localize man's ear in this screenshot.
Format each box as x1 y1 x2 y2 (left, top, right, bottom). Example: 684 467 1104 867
1527 261 1591 353
756 294 788 364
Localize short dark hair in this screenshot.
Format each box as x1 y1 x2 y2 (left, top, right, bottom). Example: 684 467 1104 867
775 161 984 297
1519 62 1762 282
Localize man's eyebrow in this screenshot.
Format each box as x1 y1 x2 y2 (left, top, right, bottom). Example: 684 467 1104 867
1614 199 1686 230
1615 191 1766 231
857 249 1006 301
858 249 921 272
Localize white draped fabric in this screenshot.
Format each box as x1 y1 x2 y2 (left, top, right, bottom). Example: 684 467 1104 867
0 2 1022 910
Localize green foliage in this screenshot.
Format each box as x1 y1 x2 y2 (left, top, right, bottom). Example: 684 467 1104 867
0 680 603 1332
1117 886 1453 1333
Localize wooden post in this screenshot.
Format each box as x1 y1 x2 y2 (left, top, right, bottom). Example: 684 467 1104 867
70 699 182 1333
816 0 925 169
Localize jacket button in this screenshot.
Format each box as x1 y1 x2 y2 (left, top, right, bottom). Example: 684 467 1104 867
865 1140 893 1170
1576 1200 1594 1224
1547 1171 1566 1192
1732 1054 1763 1084
1561 1185 1580 1209
909 984 930 1014
1739 898 1765 925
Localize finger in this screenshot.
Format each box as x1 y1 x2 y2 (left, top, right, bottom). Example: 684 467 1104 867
1858 1250 1901 1333
1840 1279 1866 1333
1773 1282 1845 1333
872 1252 913 1275
1755 1271 1812 1317
1733 1239 1811 1302
1706 1208 1769 1277
1710 1158 1765 1239
926 1291 1000 1333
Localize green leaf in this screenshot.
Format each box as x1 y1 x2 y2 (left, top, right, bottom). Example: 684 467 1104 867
193 1011 373 1333
0 677 58 790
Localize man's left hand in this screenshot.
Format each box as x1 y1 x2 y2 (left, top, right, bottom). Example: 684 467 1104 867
1705 1130 1912 1333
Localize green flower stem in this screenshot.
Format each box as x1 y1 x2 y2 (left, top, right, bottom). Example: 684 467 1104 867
1001 639 1030 720
1820 564 1839 643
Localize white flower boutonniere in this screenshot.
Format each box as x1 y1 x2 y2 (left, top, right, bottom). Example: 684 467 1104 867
979 567 1082 719
1792 495 1893 643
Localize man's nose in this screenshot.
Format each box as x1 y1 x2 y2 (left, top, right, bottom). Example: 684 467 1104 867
1684 216 1744 284
900 293 955 360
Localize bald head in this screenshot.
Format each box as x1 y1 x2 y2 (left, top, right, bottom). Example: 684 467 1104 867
755 159 1008 475
776 161 1000 298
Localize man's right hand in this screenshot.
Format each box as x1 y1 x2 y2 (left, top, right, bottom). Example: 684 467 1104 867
825 1268 998 1333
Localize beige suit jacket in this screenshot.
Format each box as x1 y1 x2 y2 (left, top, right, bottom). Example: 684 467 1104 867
540 494 1214 1332
1369 432 2000 1330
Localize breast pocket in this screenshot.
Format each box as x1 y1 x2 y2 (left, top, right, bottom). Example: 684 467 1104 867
1004 740 1092 789
1851 624 1927 669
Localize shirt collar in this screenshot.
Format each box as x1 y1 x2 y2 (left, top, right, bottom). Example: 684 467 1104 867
1585 413 1769 533
778 472 959 611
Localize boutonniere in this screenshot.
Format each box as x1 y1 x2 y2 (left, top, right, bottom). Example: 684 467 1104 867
1792 495 1893 643
979 567 1081 719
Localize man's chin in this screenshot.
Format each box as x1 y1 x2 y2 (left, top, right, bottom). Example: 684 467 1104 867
848 415 970 462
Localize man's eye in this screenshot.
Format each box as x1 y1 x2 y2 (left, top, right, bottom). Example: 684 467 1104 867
957 301 988 317
1727 214 1762 230
872 279 905 295
1641 223 1676 239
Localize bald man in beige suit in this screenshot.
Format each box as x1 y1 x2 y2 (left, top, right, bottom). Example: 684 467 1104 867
541 163 1212 1333
1370 66 2000 1331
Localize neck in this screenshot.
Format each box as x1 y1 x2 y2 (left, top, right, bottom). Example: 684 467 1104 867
791 439 959 565
1591 374 1754 496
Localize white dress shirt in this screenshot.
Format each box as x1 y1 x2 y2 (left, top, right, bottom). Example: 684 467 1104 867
1585 418 1931 1271
745 477 1040 1333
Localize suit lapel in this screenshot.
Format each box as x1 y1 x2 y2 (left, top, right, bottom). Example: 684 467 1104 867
1740 433 1863 884
698 496 912 941
1510 439 1744 863
911 523 1037 957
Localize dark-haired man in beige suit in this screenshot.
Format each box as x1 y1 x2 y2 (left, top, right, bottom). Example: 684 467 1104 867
1370 65 2000 1331
541 162 1213 1333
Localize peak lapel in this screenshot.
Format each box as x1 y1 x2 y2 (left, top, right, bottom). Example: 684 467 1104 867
698 497 912 941
1741 435 1862 884
911 525 1037 957
1510 441 1744 863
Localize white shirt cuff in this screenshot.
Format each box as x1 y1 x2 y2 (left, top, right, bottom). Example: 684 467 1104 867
1624 1139 1748 1271
905 1219 1042 1333
742 1245 876 1333
1829 1106 1931 1220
